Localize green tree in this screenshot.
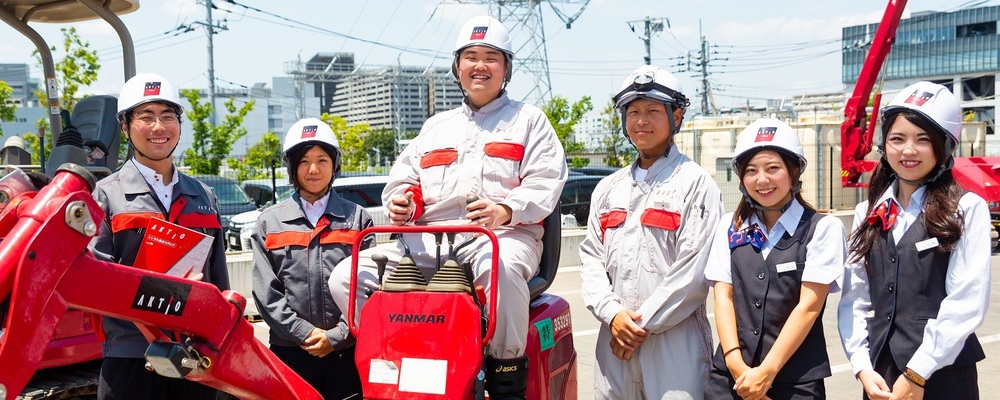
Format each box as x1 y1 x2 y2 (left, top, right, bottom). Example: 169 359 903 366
230 131 281 181
32 27 100 113
600 99 632 168
0 81 15 133
23 27 100 163
320 113 370 172
181 89 255 175
542 95 593 168
363 128 398 172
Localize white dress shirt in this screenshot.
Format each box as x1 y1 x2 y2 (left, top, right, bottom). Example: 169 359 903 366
838 182 993 378
704 199 845 292
131 158 178 213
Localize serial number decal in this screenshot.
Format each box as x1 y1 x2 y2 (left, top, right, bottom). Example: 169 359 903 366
552 312 571 333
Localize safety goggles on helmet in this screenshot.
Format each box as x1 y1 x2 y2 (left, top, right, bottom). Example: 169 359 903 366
613 72 690 110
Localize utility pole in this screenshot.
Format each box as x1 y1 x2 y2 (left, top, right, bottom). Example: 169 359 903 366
699 22 710 116
627 16 668 65
188 1 227 125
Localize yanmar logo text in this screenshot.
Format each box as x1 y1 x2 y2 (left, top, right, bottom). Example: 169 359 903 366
388 313 445 324
131 275 191 316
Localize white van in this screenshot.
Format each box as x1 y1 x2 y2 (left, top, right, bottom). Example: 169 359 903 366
227 175 391 251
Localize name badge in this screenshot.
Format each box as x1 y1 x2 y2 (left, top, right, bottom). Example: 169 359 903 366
776 262 797 273
915 237 939 252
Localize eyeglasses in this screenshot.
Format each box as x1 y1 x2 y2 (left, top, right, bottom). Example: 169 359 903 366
133 114 179 127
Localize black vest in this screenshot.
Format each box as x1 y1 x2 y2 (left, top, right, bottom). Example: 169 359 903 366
866 214 985 370
712 210 831 383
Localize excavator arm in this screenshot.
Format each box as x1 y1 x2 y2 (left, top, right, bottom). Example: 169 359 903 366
841 0 907 187
0 165 321 400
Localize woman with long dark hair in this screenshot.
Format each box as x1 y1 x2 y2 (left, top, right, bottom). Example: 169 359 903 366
839 81 990 400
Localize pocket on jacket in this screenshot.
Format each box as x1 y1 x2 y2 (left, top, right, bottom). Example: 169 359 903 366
482 142 523 198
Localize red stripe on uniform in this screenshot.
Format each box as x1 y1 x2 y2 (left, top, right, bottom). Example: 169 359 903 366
598 210 627 242
483 142 525 161
264 231 312 249
110 212 161 233
264 229 360 249
420 149 458 168
319 230 360 245
175 213 222 230
640 209 681 231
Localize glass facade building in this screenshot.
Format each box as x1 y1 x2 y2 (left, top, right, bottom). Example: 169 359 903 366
843 5 1000 143
843 6 1000 83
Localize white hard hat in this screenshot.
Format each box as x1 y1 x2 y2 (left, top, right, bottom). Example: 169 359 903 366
452 15 514 83
281 118 341 166
116 73 182 121
881 81 962 148
454 15 513 58
732 118 806 172
613 65 690 110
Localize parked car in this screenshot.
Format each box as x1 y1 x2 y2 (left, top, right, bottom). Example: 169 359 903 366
242 177 294 208
190 175 257 236
570 166 617 177
227 175 392 251
560 175 603 227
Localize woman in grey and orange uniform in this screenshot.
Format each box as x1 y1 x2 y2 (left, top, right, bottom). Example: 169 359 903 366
579 65 722 399
839 81 990 400
705 118 845 400
251 118 374 399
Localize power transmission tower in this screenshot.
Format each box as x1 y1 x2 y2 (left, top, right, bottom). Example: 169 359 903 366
446 0 590 105
626 16 668 65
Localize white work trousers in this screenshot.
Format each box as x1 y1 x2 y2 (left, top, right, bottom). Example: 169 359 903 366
593 308 713 400
330 229 540 359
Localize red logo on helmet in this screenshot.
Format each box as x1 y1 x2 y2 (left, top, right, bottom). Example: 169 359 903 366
470 26 488 40
755 126 777 142
144 82 161 96
903 90 934 107
301 125 318 139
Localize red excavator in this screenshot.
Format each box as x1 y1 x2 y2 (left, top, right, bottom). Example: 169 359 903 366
841 0 1000 241
1 1 577 399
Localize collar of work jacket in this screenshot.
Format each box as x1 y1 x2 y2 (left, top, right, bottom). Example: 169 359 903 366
281 190 352 226
118 160 206 203
462 90 510 117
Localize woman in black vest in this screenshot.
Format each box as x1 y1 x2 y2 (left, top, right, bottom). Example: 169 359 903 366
839 81 990 400
705 118 846 400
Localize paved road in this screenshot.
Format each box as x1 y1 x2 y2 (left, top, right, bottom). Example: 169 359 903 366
547 253 1000 399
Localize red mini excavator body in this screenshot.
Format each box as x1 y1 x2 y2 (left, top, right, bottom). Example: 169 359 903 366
0 166 323 400
348 224 577 400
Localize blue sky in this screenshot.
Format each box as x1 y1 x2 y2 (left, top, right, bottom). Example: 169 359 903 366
0 0 989 111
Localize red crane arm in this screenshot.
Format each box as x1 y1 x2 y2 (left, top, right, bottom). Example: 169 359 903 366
841 0 908 187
